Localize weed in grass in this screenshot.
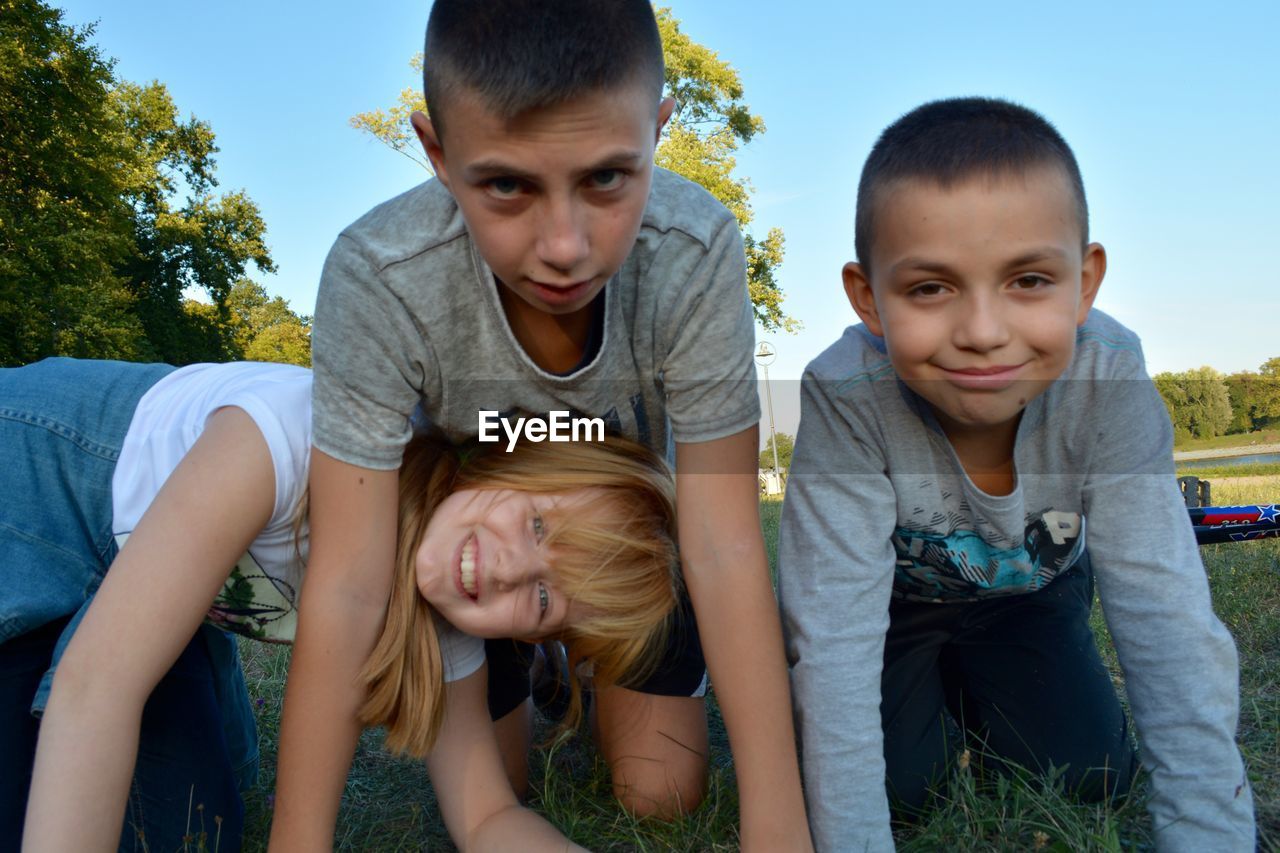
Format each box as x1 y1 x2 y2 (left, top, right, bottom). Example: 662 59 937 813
759 494 784 582
1200 529 1279 851
895 746 1151 853
1208 476 1280 508
529 693 740 852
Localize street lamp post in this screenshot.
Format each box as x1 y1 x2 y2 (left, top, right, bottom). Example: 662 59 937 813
755 341 780 479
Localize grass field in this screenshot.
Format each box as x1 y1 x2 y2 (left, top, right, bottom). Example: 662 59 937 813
233 479 1278 851
1176 462 1280 481
1173 429 1280 454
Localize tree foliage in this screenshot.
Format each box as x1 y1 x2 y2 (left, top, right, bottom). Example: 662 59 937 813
1223 357 1280 434
1 0 277 366
0 0 140 363
225 279 311 366
1153 366 1233 440
348 54 429 170
759 432 794 472
350 6 796 332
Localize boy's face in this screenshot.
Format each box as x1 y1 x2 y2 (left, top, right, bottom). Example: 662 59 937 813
844 168 1105 439
413 85 675 319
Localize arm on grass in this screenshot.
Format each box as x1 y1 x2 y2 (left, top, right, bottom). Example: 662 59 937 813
269 449 400 850
776 373 899 852
674 426 812 852
1083 369 1254 852
427 666 587 853
23 407 275 851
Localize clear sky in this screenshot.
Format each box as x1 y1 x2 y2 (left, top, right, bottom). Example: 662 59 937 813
55 0 1279 439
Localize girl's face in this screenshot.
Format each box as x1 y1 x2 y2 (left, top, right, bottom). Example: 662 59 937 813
414 487 594 640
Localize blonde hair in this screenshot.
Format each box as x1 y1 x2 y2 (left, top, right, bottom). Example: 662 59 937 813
359 433 680 757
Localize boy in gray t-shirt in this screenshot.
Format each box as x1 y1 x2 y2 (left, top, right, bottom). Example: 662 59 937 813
274 1 811 849
779 98 1253 852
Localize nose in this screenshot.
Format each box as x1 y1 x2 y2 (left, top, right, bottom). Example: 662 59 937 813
954 290 1011 353
490 542 544 594
535 194 590 274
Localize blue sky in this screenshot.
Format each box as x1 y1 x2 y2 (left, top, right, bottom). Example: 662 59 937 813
55 1 1279 438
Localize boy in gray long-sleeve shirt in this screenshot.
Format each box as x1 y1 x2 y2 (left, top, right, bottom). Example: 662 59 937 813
779 97 1254 852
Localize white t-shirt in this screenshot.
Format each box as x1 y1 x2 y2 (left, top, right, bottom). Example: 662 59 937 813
111 361 484 682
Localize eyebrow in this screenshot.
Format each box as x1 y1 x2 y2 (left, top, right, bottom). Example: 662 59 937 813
889 247 1070 277
889 257 955 276
462 150 648 183
1003 247 1070 267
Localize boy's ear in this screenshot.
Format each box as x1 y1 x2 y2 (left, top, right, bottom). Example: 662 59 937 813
411 111 451 188
1077 242 1107 326
842 262 884 336
655 97 676 142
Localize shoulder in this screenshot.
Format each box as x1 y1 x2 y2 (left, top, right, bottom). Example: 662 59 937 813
163 363 312 465
139 361 311 415
796 325 914 449
626 168 750 333
639 167 739 251
1070 309 1148 381
436 619 486 683
805 325 897 392
791 326 913 481
332 178 468 270
1045 310 1170 464
121 362 313 523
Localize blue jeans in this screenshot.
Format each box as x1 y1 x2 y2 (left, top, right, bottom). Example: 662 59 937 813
0 358 258 851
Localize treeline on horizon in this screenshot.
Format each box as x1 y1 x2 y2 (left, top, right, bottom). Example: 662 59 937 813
0 0 309 369
1154 360 1280 442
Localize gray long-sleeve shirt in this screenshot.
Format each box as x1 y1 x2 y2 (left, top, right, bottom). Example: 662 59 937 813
778 310 1253 852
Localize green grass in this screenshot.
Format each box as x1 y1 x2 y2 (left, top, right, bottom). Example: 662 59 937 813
1211 476 1280 506
760 494 784 580
1173 429 1280 453
1176 462 1280 480
231 481 1277 851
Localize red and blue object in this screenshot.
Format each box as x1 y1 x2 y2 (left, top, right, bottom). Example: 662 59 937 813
1190 504 1280 544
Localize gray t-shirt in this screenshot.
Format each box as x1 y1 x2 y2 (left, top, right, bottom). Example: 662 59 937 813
779 310 1253 852
311 167 760 469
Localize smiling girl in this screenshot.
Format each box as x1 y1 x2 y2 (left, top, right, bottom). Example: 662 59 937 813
1 357 678 852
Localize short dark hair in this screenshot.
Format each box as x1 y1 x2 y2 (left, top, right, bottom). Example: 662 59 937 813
854 97 1088 271
423 0 665 139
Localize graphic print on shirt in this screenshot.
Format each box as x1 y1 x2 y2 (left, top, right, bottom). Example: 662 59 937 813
209 550 298 643
113 533 299 643
891 508 1085 600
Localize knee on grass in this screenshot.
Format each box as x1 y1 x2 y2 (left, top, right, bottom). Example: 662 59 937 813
609 755 708 819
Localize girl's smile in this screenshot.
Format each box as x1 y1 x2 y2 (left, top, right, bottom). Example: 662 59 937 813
416 487 596 640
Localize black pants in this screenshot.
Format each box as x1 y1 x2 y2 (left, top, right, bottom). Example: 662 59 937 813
0 618 246 853
485 590 706 720
881 553 1135 815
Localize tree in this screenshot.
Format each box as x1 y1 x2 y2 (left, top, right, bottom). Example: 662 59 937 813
225 279 311 366
1153 366 1232 440
0 0 275 366
1225 358 1280 433
1224 371 1261 434
759 432 794 472
0 0 142 364
653 8 793 333
348 54 429 170
349 6 796 333
109 81 274 364
1259 358 1280 427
